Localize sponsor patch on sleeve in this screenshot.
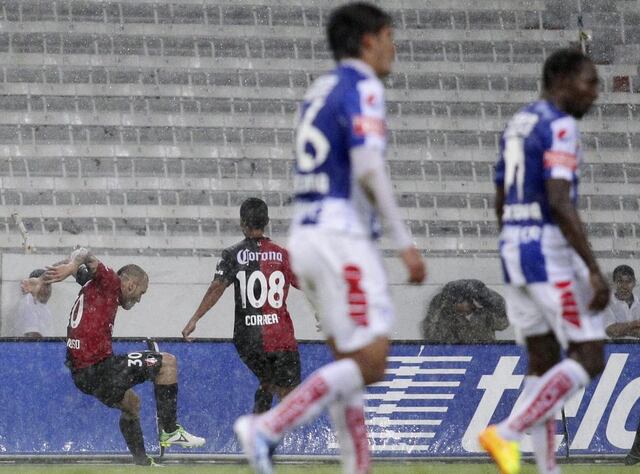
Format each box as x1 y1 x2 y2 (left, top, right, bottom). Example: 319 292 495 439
543 151 577 171
353 115 386 137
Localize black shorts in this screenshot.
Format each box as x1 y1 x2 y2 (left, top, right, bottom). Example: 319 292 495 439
236 345 301 388
70 351 163 407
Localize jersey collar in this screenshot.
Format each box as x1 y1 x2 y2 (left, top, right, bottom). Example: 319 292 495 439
339 59 377 79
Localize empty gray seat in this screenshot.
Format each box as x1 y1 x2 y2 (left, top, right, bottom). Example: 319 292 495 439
271 6 305 26
590 164 625 183
72 191 109 206
626 164 640 183
435 195 467 208
412 41 445 61
461 42 495 62
588 195 622 210
440 162 474 181
388 161 424 178
124 190 158 205
428 222 461 238
221 6 259 26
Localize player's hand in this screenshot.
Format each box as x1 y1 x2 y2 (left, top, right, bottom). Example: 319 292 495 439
44 262 75 283
182 319 198 342
588 270 610 312
20 277 42 296
400 246 426 284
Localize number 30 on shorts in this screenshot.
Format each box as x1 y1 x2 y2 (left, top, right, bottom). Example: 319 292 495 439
127 352 144 367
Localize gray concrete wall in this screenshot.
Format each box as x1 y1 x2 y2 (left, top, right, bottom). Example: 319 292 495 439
1 253 636 341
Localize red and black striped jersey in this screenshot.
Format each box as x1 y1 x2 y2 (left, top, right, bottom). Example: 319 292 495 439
215 237 298 352
66 263 120 369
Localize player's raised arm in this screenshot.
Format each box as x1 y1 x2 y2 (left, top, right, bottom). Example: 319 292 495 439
44 247 99 283
182 279 228 341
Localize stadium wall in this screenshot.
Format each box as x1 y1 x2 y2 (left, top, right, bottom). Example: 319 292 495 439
1 253 638 340
0 339 638 459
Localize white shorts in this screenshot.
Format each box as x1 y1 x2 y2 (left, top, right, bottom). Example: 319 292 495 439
505 268 606 348
288 228 395 353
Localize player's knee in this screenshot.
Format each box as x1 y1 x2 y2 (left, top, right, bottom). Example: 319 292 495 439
358 357 386 385
526 333 560 375
577 354 605 379
528 352 559 375
569 341 605 379
161 352 177 371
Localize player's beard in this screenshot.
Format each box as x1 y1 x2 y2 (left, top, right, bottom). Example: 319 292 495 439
121 299 135 310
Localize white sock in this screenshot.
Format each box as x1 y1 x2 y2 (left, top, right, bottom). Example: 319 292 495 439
532 418 561 474
329 390 370 474
522 377 560 474
498 359 588 441
258 358 364 440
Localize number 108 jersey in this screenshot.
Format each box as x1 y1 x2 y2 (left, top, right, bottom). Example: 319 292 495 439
214 237 298 353
495 100 583 285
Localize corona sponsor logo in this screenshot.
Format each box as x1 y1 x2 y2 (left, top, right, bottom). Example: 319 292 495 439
236 249 283 265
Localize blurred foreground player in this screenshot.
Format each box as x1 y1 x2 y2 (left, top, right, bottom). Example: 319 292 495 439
479 49 610 474
234 4 426 474
23 248 205 466
182 198 301 413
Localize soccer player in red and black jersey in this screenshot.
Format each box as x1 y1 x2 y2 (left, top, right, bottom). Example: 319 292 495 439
23 248 205 466
182 198 301 413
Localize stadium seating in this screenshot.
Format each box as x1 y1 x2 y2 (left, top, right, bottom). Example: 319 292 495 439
0 0 637 257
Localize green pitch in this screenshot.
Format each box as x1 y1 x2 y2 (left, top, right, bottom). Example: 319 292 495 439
0 463 621 474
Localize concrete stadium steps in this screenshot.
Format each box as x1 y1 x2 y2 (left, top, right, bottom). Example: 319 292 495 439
0 0 636 257
0 54 635 94
1 174 639 194
0 83 639 109
0 109 636 136
0 143 636 165
0 229 636 257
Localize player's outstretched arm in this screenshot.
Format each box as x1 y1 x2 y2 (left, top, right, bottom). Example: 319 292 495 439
44 247 99 283
182 279 227 341
546 179 610 311
351 146 426 283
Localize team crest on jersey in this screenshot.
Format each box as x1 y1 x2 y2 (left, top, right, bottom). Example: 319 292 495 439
145 356 158 367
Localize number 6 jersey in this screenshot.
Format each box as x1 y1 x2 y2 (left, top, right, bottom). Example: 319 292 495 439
214 237 298 353
291 59 387 241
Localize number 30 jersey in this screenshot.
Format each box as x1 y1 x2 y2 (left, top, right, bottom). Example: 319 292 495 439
66 263 121 369
495 100 583 285
214 237 298 352
291 59 387 240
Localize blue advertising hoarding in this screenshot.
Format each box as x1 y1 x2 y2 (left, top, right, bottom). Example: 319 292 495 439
0 340 638 457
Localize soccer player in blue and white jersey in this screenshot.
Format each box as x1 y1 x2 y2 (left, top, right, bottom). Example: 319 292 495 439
234 3 426 473
479 49 610 474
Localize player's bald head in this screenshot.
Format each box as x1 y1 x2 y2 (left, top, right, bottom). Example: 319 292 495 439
117 264 148 284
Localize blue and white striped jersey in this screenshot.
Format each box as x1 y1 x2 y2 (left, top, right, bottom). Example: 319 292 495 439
495 100 583 285
291 59 387 239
